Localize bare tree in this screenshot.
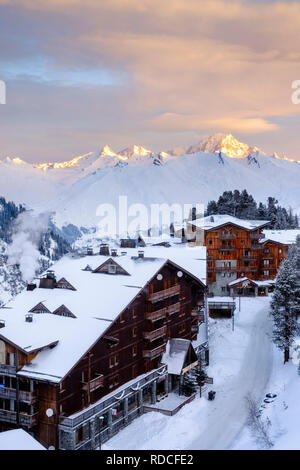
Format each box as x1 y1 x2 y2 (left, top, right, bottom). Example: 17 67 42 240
245 394 273 449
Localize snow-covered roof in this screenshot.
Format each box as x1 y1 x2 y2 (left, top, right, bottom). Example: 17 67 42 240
161 338 194 375
189 214 270 231
262 229 300 246
228 277 275 288
0 429 45 450
0 246 206 383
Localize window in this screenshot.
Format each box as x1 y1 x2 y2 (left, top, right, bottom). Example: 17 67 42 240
279 249 282 254
132 308 137 319
209 240 212 245
221 287 226 292
9 353 15 367
244 261 249 267
0 340 5 364
132 345 137 357
132 327 137 338
108 264 117 274
109 354 119 368
264 249 270 254
241 240 245 244
264 270 270 276
264 259 270 265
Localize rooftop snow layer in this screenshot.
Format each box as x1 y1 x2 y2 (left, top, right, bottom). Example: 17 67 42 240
189 214 270 231
0 429 45 450
262 229 300 245
0 246 206 382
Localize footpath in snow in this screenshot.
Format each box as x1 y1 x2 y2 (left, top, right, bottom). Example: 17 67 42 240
103 297 273 450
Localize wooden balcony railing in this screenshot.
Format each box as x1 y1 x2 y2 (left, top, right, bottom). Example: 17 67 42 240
218 245 236 251
210 266 237 272
82 375 104 393
219 234 236 240
0 409 17 424
0 364 16 376
143 344 166 360
146 307 168 322
19 390 37 404
0 386 16 400
191 309 205 323
143 326 167 342
241 255 258 261
168 302 181 315
250 233 265 240
148 285 180 302
19 412 39 428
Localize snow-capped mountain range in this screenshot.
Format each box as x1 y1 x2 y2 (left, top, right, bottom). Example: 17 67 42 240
1 133 300 228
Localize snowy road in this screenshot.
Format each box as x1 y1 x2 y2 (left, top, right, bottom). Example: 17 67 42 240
189 299 273 450
104 297 273 451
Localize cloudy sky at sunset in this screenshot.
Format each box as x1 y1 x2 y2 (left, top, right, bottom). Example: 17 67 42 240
0 0 300 162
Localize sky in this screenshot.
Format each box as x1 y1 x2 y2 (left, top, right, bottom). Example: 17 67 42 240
0 0 300 163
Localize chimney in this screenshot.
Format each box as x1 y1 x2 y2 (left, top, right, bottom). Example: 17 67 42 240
111 248 117 257
87 246 93 256
0 320 5 329
210 216 214 222
25 314 33 323
27 283 37 292
99 243 110 256
138 250 144 259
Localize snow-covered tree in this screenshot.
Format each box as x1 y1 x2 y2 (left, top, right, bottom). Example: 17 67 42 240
270 255 300 363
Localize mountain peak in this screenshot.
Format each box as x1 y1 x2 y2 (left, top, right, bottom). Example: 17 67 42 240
119 145 152 158
185 133 263 159
100 145 118 157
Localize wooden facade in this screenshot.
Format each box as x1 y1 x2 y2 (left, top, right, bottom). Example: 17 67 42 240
205 223 288 295
0 259 206 449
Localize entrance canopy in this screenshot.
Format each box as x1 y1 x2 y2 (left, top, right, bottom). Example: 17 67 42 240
161 338 198 376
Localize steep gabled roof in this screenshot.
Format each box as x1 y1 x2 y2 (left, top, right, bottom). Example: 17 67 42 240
52 304 76 318
29 302 51 314
92 257 130 276
56 277 77 291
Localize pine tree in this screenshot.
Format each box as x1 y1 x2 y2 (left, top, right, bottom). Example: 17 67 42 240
270 255 300 363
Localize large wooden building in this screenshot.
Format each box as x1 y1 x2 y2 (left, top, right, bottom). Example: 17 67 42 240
0 246 207 450
186 215 290 296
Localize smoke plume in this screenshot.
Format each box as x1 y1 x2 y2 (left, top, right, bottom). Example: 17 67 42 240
7 211 50 282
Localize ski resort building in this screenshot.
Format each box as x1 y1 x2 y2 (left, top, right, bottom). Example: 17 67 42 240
185 215 290 296
0 246 207 450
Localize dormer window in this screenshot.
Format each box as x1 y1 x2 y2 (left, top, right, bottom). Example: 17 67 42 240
108 264 117 274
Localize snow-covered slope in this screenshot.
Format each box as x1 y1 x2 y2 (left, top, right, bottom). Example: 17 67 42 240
1 133 300 228
53 150 300 228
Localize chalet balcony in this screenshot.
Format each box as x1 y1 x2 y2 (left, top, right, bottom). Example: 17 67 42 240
143 326 167 342
237 266 258 272
19 412 39 428
143 344 166 360
147 285 180 303
191 309 205 323
218 245 236 251
0 387 16 400
0 364 16 376
219 234 236 240
250 245 264 250
250 233 265 240
19 390 37 404
168 302 181 315
146 307 168 322
262 253 275 259
241 255 258 261
0 409 17 424
82 375 104 393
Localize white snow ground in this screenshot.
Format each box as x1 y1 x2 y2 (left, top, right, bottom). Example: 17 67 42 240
103 297 273 450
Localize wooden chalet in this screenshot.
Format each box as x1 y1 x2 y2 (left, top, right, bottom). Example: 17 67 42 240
188 214 289 296
0 248 207 450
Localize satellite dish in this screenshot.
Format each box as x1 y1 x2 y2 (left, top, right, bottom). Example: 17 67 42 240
48 446 55 450
177 271 183 278
46 408 54 418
